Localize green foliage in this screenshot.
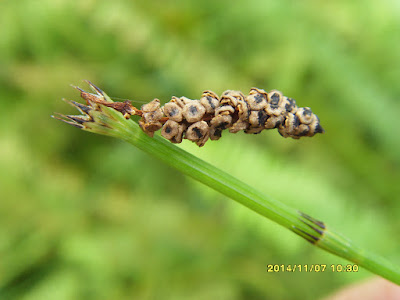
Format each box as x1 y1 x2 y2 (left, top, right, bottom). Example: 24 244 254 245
0 0 399 299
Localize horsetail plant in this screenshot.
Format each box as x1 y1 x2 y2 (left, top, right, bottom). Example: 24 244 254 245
53 81 400 285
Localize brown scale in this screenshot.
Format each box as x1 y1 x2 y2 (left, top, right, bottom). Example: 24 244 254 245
97 88 324 146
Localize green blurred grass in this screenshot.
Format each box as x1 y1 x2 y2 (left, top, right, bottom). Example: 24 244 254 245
0 0 399 299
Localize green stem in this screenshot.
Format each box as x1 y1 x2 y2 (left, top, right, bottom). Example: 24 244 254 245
55 86 400 285
100 107 400 285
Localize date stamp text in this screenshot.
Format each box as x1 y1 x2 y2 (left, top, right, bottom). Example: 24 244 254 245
267 264 359 273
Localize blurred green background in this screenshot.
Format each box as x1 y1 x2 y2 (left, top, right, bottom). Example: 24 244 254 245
1 0 399 299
